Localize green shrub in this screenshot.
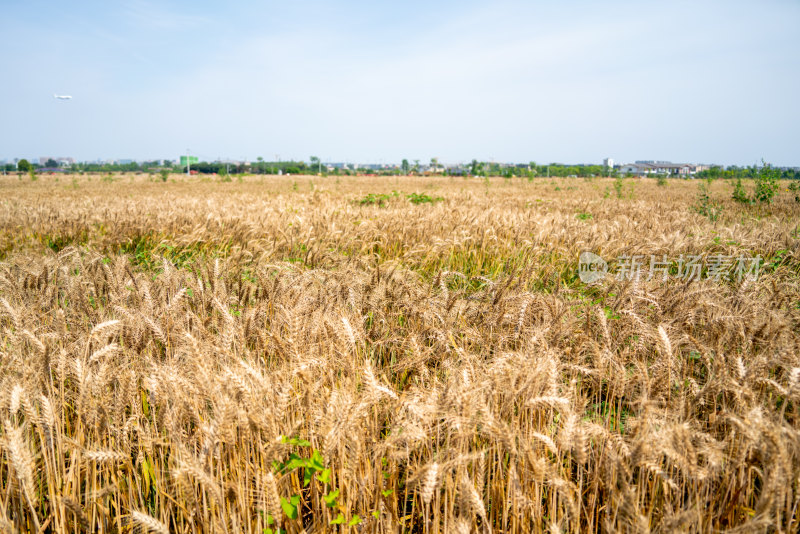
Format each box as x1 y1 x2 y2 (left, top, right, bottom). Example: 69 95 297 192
732 178 750 204
694 182 722 221
359 193 389 206
788 181 800 203
729 162 780 204
407 192 443 205
613 177 624 199
754 163 779 203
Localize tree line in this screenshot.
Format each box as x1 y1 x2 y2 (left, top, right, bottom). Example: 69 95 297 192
697 164 800 181
4 158 798 180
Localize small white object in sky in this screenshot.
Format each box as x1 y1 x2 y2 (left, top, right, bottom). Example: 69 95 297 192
53 94 72 100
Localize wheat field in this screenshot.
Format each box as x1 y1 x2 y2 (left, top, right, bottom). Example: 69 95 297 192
0 173 798 533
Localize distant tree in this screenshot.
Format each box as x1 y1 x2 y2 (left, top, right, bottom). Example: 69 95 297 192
401 159 410 174
310 156 321 173
412 159 420 173
17 159 31 172
45 158 59 168
470 159 479 175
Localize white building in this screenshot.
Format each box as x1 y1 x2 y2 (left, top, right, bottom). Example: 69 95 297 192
619 162 695 176
603 157 614 168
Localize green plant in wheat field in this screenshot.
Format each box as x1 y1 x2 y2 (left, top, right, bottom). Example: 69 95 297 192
694 181 722 221
788 180 800 203
613 176 624 198
754 161 779 203
732 178 751 204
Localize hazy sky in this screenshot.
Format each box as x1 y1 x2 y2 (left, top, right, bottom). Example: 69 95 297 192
1 0 798 165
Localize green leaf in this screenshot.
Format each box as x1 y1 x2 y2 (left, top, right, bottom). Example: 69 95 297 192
381 489 393 497
308 449 325 471
330 513 345 525
266 514 274 526
323 489 339 507
280 435 311 447
317 468 331 484
280 495 299 520
284 453 306 472
348 515 362 526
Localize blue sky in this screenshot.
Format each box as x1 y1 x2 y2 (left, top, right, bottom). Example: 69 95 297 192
1 0 798 165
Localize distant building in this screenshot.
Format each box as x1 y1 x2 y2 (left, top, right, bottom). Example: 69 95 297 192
619 162 696 176
38 157 75 167
445 163 468 175
603 157 614 168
